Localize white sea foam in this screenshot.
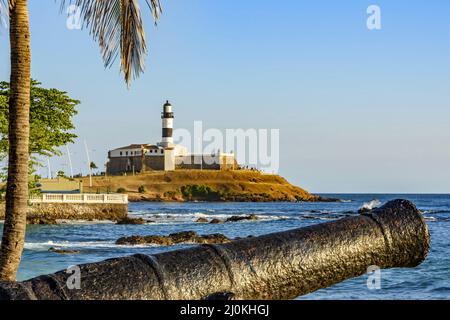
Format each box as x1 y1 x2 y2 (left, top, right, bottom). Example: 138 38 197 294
56 220 116 225
422 210 450 215
24 240 164 250
129 211 289 224
360 199 381 211
25 240 115 250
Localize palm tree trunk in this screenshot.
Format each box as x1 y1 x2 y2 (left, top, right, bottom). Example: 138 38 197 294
0 0 31 281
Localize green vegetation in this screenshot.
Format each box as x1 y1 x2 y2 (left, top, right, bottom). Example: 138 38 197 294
138 185 147 194
90 162 98 170
0 80 79 159
0 80 79 194
57 171 67 179
181 184 222 200
163 191 177 198
117 187 127 194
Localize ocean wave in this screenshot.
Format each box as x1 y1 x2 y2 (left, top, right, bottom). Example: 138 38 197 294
56 220 116 225
423 216 450 222
307 210 355 215
360 199 381 211
297 214 350 221
25 240 111 250
23 240 149 250
421 210 450 215
129 211 290 224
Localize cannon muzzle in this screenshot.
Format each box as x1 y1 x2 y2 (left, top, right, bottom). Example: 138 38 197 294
0 199 430 300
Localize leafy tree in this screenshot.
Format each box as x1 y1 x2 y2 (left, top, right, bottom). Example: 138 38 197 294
89 162 98 170
0 80 78 195
57 170 66 178
0 80 79 159
0 0 162 280
117 187 127 194
181 185 221 200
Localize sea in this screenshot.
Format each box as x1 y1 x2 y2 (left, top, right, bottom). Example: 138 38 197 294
0 194 449 300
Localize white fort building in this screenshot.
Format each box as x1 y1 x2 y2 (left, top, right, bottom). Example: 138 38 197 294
106 101 236 175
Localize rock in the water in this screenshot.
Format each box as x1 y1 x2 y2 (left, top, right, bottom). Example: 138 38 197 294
196 218 209 223
169 231 198 243
116 217 146 225
48 247 80 255
27 217 57 225
209 219 223 224
196 234 230 244
358 207 372 214
226 214 258 223
117 235 173 246
314 196 344 202
116 231 231 246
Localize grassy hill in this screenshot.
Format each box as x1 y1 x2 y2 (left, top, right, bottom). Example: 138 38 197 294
82 170 321 202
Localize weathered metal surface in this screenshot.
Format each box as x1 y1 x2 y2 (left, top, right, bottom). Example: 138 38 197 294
0 199 430 300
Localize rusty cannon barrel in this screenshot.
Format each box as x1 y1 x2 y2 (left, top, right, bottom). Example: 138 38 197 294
0 199 430 300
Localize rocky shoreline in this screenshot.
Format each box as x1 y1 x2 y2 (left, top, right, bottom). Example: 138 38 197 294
127 193 343 203
82 170 341 203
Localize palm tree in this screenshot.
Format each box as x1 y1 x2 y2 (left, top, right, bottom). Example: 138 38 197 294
90 162 98 170
0 0 162 281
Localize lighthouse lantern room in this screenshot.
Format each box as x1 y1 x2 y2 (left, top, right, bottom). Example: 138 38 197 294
160 100 174 148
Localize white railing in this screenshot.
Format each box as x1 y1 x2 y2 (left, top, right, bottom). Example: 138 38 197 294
29 193 128 204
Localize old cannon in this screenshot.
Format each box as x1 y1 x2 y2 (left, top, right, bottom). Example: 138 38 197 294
0 199 430 300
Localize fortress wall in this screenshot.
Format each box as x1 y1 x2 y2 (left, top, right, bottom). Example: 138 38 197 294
107 155 167 175
144 155 165 171
175 155 236 170
107 153 237 175
107 156 142 175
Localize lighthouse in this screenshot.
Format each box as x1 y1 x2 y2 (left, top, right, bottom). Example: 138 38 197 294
160 100 174 148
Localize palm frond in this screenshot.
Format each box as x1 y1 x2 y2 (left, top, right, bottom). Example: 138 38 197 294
0 0 17 13
0 0 13 30
61 0 162 87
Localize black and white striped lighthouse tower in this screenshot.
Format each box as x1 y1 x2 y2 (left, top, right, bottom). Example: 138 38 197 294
160 100 174 148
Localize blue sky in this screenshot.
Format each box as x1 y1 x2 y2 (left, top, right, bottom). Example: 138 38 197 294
1 0 450 193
